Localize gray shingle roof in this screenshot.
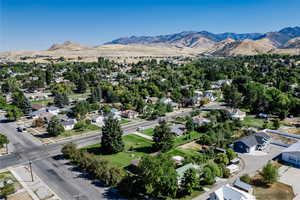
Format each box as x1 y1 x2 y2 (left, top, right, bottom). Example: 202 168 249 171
236 132 270 147
233 179 252 192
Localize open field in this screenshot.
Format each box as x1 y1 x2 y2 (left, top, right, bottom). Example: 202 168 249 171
83 134 153 168
242 116 265 128
253 182 295 200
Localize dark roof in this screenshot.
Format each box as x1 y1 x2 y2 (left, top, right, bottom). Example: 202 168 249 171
236 132 270 147
233 179 252 192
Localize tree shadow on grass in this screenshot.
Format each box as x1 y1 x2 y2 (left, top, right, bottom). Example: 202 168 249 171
132 146 154 154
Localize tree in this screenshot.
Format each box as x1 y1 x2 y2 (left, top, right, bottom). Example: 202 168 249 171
138 154 178 199
6 107 23 121
181 168 199 195
226 148 237 161
0 183 15 199
202 167 215 185
273 119 280 130
214 153 229 165
185 116 194 132
240 174 251 184
0 134 9 150
261 161 279 185
89 87 102 103
61 143 77 158
72 101 90 119
54 93 69 108
47 117 64 136
76 78 87 93
101 116 124 154
152 120 174 152
32 117 45 127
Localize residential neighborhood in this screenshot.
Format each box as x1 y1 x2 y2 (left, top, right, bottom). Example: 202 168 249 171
1 1 300 200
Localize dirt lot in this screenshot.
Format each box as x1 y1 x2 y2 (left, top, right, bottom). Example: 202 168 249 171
253 181 295 200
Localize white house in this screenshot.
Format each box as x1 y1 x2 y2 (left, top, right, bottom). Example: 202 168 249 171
46 106 60 115
62 119 77 131
281 141 300 166
230 109 246 121
160 97 173 105
210 184 256 200
91 115 105 127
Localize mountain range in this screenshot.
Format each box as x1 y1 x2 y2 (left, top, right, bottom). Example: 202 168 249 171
104 26 300 56
1 26 300 62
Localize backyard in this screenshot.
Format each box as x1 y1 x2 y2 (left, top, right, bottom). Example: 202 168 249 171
242 116 265 128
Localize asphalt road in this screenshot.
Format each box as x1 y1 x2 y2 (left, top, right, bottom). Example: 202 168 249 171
0 102 223 200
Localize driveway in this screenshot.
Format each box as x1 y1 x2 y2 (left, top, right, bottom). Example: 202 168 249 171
279 166 300 200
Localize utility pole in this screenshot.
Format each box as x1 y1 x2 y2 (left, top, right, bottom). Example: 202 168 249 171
29 161 34 182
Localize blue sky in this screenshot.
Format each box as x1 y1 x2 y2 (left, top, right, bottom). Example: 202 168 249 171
1 0 300 51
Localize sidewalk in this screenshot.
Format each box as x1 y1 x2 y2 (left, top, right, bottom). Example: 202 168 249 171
133 132 153 140
10 166 61 200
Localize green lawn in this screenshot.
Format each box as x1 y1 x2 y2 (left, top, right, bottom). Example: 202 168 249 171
82 134 153 168
120 119 131 124
242 116 265 128
176 189 204 200
31 98 53 106
140 128 154 136
174 131 203 146
59 124 99 138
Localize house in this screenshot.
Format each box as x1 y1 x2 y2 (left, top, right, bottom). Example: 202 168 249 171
108 108 121 121
281 141 300 166
46 106 60 115
203 90 217 101
170 124 186 136
121 110 139 119
230 109 246 121
31 104 44 111
210 184 256 200
233 179 253 194
160 97 173 105
233 132 271 153
176 163 200 184
30 110 47 119
62 119 77 131
91 115 105 127
192 116 211 127
145 97 159 104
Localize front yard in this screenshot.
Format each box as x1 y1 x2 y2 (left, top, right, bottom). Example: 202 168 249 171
82 134 153 168
242 116 265 128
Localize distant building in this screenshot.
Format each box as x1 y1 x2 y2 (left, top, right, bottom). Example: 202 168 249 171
210 184 256 200
170 124 186 136
233 132 271 153
91 115 105 127
229 109 246 121
62 119 77 131
192 116 211 127
46 106 60 115
281 141 300 166
121 110 139 119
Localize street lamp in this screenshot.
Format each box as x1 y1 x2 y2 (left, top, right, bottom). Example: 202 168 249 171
29 160 34 182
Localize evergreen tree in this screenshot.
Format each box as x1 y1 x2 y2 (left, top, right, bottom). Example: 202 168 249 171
47 117 64 136
261 161 278 185
20 97 32 115
6 107 23 121
101 116 124 154
54 93 69 108
76 78 87 93
89 87 102 103
181 168 199 195
152 120 174 152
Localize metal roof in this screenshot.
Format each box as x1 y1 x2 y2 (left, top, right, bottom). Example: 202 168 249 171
282 141 300 153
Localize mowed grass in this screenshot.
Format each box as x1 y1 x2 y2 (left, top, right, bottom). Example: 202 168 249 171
174 131 203 146
59 124 99 138
82 134 153 168
139 128 154 136
254 182 295 200
242 116 265 128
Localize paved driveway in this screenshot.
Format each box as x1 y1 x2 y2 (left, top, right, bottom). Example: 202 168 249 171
279 166 300 200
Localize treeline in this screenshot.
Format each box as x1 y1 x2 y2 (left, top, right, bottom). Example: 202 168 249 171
61 143 123 186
